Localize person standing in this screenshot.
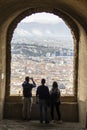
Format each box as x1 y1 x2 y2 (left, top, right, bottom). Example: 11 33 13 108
22 76 36 121
50 81 62 123
36 78 50 124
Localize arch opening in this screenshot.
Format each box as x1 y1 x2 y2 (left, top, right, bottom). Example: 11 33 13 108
6 8 79 102
10 12 74 97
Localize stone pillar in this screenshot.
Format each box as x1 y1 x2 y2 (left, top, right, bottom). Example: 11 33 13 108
0 35 4 119
78 26 87 128
0 28 6 119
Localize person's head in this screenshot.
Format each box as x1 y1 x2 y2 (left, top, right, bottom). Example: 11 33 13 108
52 81 58 89
41 78 46 85
25 76 29 82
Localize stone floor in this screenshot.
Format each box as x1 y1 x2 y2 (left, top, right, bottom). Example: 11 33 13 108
0 120 87 130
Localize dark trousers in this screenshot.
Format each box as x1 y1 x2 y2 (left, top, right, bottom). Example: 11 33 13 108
50 102 61 120
39 99 48 122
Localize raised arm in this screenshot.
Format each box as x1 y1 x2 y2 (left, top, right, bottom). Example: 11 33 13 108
31 78 36 87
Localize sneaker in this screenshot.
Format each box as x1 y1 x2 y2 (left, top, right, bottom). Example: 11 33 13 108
57 120 63 124
22 117 26 121
51 120 55 123
40 120 43 124
45 121 49 124
27 118 31 121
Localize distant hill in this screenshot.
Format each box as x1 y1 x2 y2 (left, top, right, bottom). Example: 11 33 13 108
11 43 73 57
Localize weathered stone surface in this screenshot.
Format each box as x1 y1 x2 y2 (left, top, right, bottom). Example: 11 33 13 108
0 0 87 128
0 120 85 130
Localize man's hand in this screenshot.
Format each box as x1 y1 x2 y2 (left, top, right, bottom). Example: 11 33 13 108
31 77 33 81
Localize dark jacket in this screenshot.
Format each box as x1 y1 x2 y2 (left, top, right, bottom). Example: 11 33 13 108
22 81 36 97
50 88 61 104
36 85 49 100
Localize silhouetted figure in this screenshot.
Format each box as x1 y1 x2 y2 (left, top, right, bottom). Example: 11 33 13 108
36 78 50 124
50 81 62 123
22 76 36 121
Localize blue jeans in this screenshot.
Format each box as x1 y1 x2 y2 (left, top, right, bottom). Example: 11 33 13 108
39 99 48 122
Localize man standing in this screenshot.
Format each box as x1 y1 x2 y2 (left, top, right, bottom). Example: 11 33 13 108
22 76 36 121
36 78 49 123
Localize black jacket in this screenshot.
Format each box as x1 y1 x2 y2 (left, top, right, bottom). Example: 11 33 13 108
22 81 36 97
36 85 49 100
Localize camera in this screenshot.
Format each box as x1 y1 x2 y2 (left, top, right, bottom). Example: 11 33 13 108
29 77 33 80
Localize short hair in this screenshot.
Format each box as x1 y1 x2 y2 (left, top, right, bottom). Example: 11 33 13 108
41 78 45 84
25 76 29 82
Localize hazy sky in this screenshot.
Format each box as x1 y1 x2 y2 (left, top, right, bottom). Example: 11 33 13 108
21 12 62 24
12 12 73 43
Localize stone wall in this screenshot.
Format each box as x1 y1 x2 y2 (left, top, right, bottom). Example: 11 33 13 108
0 0 87 128
4 102 78 122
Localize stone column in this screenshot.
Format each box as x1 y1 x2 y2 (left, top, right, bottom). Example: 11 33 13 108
78 26 87 128
0 27 6 119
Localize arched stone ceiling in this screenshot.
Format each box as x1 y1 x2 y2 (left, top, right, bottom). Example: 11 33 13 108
7 7 79 43
0 0 87 32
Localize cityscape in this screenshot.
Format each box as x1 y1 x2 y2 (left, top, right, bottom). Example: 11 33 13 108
10 38 74 96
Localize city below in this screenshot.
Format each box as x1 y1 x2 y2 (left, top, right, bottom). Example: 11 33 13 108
10 40 74 96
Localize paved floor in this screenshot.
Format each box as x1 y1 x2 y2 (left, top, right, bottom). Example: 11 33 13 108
0 120 87 130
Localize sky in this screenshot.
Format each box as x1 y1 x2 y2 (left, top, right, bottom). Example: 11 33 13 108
12 12 73 43
21 12 62 24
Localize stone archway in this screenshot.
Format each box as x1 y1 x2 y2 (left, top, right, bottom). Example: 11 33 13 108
0 1 87 128
6 7 79 98
4 7 79 122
